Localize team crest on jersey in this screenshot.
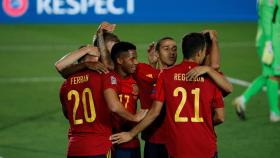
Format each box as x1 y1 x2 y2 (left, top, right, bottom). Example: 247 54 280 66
111 76 117 85
146 74 153 79
2 0 29 17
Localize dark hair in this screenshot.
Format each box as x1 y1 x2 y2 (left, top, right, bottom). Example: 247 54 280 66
182 33 206 59
111 41 136 63
155 37 175 51
93 32 120 47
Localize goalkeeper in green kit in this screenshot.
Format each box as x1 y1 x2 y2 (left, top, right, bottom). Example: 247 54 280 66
233 0 280 122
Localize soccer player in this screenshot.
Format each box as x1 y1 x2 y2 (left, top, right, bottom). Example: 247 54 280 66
59 45 147 157
136 34 231 158
103 41 146 158
134 37 177 158
110 32 224 158
233 0 280 122
185 30 233 96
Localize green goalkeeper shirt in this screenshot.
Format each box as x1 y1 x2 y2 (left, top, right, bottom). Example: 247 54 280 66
257 0 277 44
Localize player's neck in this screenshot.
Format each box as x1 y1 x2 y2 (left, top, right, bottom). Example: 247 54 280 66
115 66 129 79
183 58 198 64
157 60 168 70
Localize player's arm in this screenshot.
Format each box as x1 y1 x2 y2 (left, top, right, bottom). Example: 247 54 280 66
104 88 148 122
110 100 164 144
260 1 277 65
260 1 276 42
213 108 224 126
186 66 233 94
55 45 100 78
147 42 158 68
203 30 220 70
110 73 165 144
97 27 114 70
61 62 109 78
212 86 225 126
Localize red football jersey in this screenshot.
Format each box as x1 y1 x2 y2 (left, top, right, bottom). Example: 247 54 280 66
103 71 140 148
152 60 224 158
59 70 112 156
133 63 166 144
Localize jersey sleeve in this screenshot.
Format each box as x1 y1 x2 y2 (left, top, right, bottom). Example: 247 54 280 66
59 81 67 106
259 0 277 41
134 63 159 83
59 81 69 118
151 72 165 103
212 87 224 109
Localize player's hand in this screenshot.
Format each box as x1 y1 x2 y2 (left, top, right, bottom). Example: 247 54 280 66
203 29 218 42
134 109 148 122
85 62 109 74
98 21 116 33
110 132 133 144
186 66 210 80
147 42 158 66
85 45 100 56
262 41 274 65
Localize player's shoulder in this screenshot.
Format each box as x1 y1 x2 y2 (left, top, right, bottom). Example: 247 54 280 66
161 62 186 74
137 63 158 73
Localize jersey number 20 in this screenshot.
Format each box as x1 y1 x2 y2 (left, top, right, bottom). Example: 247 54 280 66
68 88 97 125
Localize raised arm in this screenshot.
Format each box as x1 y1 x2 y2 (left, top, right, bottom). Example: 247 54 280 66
97 29 114 70
55 45 100 78
96 22 116 70
147 42 158 68
203 30 220 70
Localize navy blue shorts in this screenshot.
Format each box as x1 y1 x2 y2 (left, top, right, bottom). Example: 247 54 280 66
113 147 141 158
144 142 168 158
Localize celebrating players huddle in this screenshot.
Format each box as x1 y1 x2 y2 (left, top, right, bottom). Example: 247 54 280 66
56 22 233 158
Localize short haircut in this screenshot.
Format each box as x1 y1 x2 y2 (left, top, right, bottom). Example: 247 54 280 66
155 37 175 51
110 41 136 63
182 33 206 59
93 32 120 47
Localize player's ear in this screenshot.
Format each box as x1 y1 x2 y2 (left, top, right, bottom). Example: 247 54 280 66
197 50 202 57
116 57 123 65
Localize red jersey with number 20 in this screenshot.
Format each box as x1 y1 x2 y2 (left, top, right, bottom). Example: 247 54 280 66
59 70 112 156
152 61 224 158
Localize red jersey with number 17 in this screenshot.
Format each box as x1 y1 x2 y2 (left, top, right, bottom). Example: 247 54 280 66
59 70 112 156
103 71 140 148
152 60 224 158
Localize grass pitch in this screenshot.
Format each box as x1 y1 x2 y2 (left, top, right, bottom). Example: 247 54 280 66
0 23 280 158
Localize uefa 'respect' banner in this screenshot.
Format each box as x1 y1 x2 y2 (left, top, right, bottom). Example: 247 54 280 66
0 0 257 23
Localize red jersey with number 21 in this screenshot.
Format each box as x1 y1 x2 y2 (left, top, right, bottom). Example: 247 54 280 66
152 61 224 158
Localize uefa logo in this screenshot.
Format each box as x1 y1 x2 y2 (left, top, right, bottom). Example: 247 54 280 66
2 0 29 17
